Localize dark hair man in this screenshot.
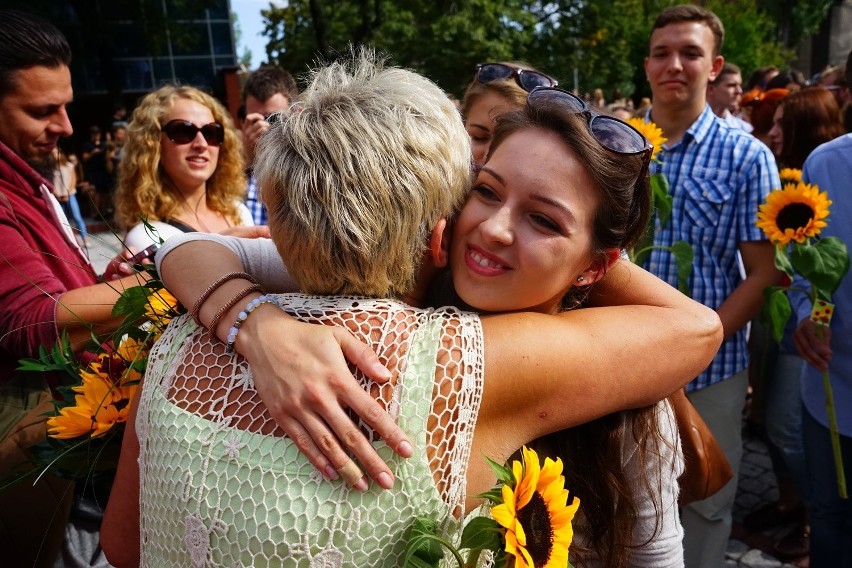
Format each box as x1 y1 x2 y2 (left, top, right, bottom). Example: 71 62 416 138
0 10 155 565
642 5 782 566
241 65 298 225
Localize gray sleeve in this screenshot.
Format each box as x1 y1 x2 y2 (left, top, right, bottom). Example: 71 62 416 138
155 233 298 293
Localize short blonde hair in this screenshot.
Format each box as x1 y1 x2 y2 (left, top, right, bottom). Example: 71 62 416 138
114 85 246 230
257 50 470 298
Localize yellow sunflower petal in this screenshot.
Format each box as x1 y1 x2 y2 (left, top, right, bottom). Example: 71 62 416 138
491 502 515 529
47 404 96 439
756 181 832 245
626 117 667 162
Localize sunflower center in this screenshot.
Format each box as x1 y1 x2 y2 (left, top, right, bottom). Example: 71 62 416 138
517 491 554 567
776 203 815 232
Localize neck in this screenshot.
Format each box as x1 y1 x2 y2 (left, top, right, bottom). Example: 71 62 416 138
650 99 706 146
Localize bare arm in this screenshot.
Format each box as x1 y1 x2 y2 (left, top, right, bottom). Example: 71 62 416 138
716 240 783 340
102 385 142 568
474 262 723 464
158 237 412 490
55 272 151 349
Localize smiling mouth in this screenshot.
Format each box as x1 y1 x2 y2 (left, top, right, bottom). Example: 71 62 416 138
468 248 507 271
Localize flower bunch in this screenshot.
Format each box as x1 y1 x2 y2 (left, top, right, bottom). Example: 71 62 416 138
756 171 850 497
404 446 580 568
13 273 183 483
625 118 693 294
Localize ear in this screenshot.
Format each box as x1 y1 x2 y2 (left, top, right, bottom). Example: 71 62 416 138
708 54 725 83
429 218 451 268
577 248 621 287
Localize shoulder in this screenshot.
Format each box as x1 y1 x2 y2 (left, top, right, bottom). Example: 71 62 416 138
124 221 185 251
807 134 852 164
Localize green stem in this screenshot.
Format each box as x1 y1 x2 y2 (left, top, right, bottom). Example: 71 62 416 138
811 283 848 499
816 325 848 499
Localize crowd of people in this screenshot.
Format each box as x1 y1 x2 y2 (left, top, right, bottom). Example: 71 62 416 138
0 4 850 568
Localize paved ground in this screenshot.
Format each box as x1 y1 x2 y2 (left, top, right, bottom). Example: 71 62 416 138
85 228 811 567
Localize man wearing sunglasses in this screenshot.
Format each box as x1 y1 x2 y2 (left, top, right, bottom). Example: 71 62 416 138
641 5 782 567
240 65 298 226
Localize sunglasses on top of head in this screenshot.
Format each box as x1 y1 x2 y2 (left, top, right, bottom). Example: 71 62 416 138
475 62 558 93
527 86 653 168
162 119 225 146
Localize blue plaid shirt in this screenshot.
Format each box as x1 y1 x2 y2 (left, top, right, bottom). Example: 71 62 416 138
245 175 268 226
644 105 780 392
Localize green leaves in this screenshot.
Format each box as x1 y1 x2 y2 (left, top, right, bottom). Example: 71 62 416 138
789 237 851 299
651 173 672 228
671 240 694 296
403 517 447 568
762 286 793 343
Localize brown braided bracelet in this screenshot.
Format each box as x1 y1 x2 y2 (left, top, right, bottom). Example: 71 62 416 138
207 283 263 339
191 271 259 326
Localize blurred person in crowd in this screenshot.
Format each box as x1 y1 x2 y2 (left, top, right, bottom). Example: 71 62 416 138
81 124 114 219
606 102 635 120
592 87 606 108
51 147 88 247
740 88 790 150
768 87 844 170
766 68 807 93
460 60 557 167
707 62 752 132
746 65 780 91
751 86 844 561
641 5 782 566
113 85 253 252
240 65 298 225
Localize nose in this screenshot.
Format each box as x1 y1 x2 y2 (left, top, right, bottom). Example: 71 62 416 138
479 205 513 245
190 130 209 148
666 54 683 74
49 106 73 137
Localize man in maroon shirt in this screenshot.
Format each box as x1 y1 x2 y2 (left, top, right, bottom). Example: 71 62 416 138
0 10 151 566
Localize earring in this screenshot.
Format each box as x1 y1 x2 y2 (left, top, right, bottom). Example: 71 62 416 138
576 275 584 283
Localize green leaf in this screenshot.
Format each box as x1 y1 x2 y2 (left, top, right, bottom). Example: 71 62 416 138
484 455 514 487
671 240 694 296
403 517 445 567
112 284 152 320
459 517 502 552
762 288 792 343
475 487 503 505
790 237 851 297
774 245 794 279
651 173 672 228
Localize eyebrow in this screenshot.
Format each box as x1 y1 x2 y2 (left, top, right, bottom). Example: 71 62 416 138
479 165 578 227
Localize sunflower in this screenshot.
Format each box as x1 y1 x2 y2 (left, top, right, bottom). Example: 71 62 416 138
491 446 580 568
626 117 667 162
779 168 802 184
145 287 181 331
756 182 831 245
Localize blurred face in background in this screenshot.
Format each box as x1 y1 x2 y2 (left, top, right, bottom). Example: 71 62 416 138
464 91 517 167
708 72 743 113
767 104 784 157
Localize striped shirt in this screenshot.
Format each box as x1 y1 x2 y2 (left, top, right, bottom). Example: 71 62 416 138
644 105 780 391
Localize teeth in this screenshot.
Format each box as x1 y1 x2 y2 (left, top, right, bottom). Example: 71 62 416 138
470 249 502 269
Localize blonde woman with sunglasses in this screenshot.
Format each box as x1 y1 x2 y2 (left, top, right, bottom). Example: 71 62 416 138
114 85 253 251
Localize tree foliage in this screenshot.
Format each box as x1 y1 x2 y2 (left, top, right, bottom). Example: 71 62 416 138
258 0 827 102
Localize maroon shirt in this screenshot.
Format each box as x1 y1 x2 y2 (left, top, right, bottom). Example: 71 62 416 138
0 141 98 386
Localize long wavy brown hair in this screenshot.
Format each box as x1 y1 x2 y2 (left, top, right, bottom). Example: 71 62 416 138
778 87 844 169
114 85 246 230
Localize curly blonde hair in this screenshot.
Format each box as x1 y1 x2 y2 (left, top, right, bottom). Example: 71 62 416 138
114 85 246 230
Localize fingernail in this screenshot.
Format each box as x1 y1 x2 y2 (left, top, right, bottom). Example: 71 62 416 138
373 362 392 380
324 465 339 480
354 477 368 492
398 440 413 457
377 471 393 489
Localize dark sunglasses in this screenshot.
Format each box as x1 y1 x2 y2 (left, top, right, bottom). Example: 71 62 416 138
162 119 225 146
475 62 558 93
527 87 652 165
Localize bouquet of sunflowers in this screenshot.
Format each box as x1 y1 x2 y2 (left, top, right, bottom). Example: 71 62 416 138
7 264 183 485
404 446 580 568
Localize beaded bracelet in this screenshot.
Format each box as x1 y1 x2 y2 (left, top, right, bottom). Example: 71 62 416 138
191 271 259 326
225 294 285 353
207 284 263 339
